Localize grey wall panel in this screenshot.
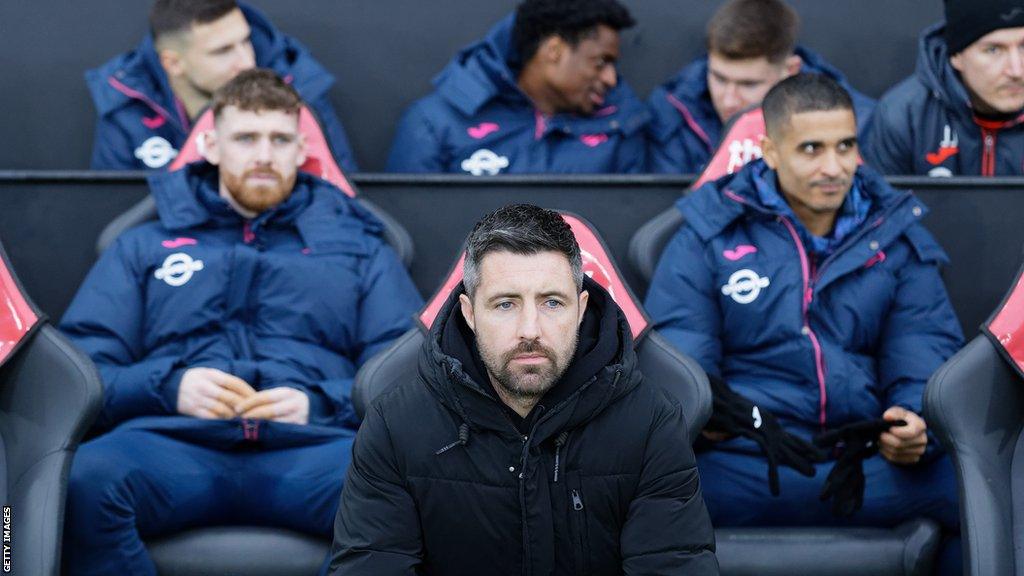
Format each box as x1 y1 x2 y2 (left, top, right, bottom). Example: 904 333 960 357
0 1 942 171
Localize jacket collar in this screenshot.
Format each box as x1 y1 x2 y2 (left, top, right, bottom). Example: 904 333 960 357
433 14 649 136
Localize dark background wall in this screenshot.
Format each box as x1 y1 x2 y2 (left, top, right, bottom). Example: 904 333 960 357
0 0 943 171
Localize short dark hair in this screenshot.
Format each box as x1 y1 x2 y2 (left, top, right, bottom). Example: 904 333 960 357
462 204 583 298
762 73 854 137
150 0 238 41
211 69 302 119
513 0 635 64
706 0 800 63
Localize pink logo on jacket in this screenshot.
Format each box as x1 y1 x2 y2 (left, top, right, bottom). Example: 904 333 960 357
723 245 758 261
161 237 198 249
580 134 609 148
467 123 500 139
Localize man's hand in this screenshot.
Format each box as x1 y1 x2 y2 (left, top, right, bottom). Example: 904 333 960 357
878 406 928 465
177 367 256 419
236 387 310 425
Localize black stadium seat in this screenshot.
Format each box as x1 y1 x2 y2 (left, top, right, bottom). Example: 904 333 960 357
0 241 103 576
926 265 1024 576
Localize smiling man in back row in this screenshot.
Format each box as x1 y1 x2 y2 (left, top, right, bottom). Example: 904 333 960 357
386 0 650 175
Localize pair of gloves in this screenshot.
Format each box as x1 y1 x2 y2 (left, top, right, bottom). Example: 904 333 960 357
705 375 906 517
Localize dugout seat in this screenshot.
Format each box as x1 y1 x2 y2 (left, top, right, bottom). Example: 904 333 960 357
0 241 102 576
925 265 1024 576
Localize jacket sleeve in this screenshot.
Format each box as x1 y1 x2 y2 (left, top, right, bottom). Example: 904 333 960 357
90 114 141 170
863 96 914 175
644 224 724 376
385 101 446 173
59 235 180 430
878 241 963 417
303 243 422 428
309 94 361 173
620 398 719 574
329 403 423 575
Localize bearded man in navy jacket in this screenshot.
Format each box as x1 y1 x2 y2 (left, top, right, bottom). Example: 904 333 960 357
87 0 358 171
647 74 963 573
61 69 420 575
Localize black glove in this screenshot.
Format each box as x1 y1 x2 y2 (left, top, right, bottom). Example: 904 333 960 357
705 375 824 496
813 418 906 517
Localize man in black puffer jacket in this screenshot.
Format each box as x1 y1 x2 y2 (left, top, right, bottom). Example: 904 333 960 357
329 204 718 575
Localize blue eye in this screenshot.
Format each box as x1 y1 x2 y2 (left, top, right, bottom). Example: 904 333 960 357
544 299 563 308
496 301 513 310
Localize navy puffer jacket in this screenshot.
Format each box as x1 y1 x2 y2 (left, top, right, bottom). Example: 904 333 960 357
61 162 421 441
86 2 359 172
865 23 1024 176
646 161 963 448
386 14 650 175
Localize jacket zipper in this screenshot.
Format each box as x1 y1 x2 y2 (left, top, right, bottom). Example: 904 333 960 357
981 128 996 177
778 217 829 429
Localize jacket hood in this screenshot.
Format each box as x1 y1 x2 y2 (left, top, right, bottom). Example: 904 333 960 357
680 160 932 256
915 22 974 115
432 14 648 132
147 162 383 251
418 275 639 445
86 2 333 120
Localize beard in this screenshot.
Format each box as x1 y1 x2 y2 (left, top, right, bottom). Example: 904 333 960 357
221 166 296 214
478 333 577 402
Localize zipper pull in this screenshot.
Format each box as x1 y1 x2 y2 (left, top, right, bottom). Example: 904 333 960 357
571 489 584 511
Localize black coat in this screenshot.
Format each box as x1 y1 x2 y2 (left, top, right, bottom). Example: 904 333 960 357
330 279 718 575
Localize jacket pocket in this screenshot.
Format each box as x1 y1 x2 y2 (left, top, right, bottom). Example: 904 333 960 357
566 471 590 576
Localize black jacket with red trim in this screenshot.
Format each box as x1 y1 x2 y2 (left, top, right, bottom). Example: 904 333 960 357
865 23 1024 177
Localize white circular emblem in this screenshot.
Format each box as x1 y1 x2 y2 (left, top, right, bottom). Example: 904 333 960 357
154 252 204 287
927 166 953 178
460 148 510 176
721 269 770 304
134 136 179 169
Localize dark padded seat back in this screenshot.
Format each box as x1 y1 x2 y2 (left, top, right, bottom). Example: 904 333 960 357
925 335 1024 576
629 106 766 286
354 211 713 440
0 241 103 575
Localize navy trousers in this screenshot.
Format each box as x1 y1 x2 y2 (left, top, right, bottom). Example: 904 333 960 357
63 420 354 575
698 449 961 574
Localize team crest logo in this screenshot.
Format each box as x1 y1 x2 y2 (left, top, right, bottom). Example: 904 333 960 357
461 149 510 176
925 125 958 177
721 269 770 304
134 136 178 169
154 253 204 287
726 138 763 174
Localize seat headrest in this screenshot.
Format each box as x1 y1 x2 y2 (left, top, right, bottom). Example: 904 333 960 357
0 241 43 368
167 106 358 198
418 212 650 341
692 105 765 189
984 260 1024 381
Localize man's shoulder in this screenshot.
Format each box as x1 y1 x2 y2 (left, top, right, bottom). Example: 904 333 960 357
86 49 157 118
875 75 936 123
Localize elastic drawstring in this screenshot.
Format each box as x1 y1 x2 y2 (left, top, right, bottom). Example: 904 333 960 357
553 431 569 482
435 422 471 455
